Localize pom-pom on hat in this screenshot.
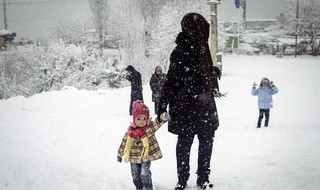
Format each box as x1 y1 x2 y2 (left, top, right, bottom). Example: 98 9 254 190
132 100 150 126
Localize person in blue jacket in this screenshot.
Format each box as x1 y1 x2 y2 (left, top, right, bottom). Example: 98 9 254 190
251 77 278 128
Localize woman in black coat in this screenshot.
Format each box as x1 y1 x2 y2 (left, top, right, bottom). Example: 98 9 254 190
149 66 167 114
158 13 221 190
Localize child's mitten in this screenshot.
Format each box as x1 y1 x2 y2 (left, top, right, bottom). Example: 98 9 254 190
140 137 149 160
124 136 134 163
253 82 257 88
117 154 122 163
160 112 171 122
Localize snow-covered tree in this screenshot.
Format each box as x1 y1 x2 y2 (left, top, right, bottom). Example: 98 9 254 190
88 0 110 55
138 0 167 59
48 20 93 45
139 0 166 28
0 42 122 99
144 0 208 72
113 0 145 69
281 0 320 55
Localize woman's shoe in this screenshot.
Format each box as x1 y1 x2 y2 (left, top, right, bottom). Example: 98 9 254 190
175 182 187 190
197 181 214 189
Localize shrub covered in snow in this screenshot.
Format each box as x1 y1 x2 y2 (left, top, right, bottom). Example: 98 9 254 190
0 42 122 99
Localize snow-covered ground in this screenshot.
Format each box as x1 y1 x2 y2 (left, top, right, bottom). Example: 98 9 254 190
1 55 319 190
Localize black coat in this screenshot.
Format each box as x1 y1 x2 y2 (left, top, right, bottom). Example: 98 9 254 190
158 32 219 136
149 72 167 102
126 70 143 92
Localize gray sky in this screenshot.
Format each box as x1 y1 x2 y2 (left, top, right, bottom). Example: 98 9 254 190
219 0 285 21
0 0 286 40
0 0 91 39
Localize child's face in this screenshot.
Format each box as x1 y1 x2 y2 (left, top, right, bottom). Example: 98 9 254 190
262 80 269 86
135 116 147 127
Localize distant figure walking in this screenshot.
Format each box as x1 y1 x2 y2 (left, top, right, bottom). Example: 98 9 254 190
125 65 143 115
149 66 167 115
251 77 279 128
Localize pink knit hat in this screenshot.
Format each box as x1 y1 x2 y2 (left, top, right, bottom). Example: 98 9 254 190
132 100 150 126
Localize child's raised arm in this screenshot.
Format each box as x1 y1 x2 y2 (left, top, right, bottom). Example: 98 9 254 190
148 112 170 133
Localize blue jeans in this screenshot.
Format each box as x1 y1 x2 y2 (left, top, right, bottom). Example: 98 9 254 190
129 90 143 115
130 162 152 190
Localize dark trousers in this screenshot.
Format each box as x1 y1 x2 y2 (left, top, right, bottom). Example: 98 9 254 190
176 130 214 185
129 90 143 115
257 109 270 127
154 100 159 115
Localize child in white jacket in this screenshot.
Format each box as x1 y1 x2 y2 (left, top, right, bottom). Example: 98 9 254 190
252 77 279 128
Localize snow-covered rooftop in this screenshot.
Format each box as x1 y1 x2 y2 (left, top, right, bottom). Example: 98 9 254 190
0 29 12 35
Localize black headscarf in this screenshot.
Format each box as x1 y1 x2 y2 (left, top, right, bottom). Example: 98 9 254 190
181 13 216 102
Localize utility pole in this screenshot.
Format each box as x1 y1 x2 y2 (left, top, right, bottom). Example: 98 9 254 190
235 0 240 54
241 0 247 28
295 0 299 58
237 6 240 54
207 0 220 66
3 0 7 29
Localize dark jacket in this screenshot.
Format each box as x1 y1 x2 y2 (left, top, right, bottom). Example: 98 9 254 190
158 32 219 136
149 70 167 102
125 65 143 92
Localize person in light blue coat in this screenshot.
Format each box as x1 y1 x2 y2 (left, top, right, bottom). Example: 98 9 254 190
251 77 278 128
